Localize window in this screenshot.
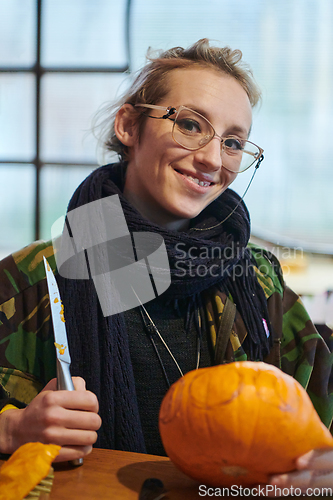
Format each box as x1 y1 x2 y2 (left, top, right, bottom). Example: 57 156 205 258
129 0 333 254
0 0 129 257
1 0 333 259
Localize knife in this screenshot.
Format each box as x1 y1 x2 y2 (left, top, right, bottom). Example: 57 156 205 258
43 256 83 467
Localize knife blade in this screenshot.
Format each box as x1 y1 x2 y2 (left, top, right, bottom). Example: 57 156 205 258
43 256 83 466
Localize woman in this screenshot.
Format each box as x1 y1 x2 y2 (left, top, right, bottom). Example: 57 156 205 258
0 39 332 491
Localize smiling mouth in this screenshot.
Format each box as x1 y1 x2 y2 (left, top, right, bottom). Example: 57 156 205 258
175 170 214 187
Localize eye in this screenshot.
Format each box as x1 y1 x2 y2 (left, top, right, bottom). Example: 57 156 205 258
224 137 243 151
176 118 202 135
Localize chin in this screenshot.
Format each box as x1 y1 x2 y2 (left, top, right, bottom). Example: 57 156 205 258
172 210 203 224
163 198 212 226
177 203 210 220
170 205 199 220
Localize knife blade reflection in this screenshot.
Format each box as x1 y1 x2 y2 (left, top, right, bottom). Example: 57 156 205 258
43 256 83 467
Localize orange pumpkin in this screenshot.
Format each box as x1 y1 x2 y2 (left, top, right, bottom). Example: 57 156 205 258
159 361 333 487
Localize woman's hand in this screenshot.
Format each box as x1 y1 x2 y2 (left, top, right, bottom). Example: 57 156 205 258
267 448 333 495
0 377 102 462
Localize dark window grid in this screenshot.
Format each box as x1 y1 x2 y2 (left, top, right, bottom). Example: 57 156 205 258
0 0 132 240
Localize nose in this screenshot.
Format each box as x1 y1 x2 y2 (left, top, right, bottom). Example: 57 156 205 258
194 135 222 172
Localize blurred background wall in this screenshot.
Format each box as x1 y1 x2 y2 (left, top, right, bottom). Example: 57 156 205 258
0 0 332 316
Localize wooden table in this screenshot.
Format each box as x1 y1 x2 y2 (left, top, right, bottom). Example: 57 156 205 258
1 448 330 499
50 449 333 499
50 448 199 499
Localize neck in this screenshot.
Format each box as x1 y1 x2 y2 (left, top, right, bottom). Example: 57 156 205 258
123 187 190 232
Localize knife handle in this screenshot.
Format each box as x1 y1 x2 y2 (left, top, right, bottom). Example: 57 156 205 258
56 359 75 391
56 359 84 467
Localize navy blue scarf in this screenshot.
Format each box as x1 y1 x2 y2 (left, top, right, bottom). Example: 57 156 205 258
57 162 272 452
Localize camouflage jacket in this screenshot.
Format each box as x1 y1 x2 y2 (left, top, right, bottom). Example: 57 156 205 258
0 240 333 430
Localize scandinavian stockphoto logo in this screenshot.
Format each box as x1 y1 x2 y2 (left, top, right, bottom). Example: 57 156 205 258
51 195 171 317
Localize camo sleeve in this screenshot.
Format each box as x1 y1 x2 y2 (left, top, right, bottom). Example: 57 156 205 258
250 243 333 429
0 240 57 408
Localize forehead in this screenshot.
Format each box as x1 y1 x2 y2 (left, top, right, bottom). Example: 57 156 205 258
161 67 253 131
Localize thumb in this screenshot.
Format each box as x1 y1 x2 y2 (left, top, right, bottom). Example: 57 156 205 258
40 378 58 392
41 376 86 392
72 376 86 391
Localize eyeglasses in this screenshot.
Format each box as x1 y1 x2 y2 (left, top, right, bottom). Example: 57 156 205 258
135 104 264 173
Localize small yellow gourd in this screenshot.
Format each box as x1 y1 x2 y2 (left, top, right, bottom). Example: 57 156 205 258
0 442 61 500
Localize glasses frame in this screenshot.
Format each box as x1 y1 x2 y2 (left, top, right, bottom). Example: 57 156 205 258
134 103 264 173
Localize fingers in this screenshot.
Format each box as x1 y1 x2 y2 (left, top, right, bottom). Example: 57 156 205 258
53 445 93 463
0 378 102 459
6 388 101 454
41 426 99 449
268 448 333 494
13 402 101 453
41 388 99 413
296 447 333 470
269 469 333 492
269 469 313 490
40 405 102 433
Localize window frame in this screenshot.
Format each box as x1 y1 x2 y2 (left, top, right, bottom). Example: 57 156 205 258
0 0 131 240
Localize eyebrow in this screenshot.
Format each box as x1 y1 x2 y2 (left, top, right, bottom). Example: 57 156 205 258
226 124 252 139
182 104 252 138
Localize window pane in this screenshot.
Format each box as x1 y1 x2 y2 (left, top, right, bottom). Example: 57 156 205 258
0 74 35 161
130 0 333 252
40 73 128 163
40 165 95 240
41 0 127 67
0 0 36 67
0 165 35 258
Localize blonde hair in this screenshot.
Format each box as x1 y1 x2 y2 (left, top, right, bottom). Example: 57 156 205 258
97 38 261 161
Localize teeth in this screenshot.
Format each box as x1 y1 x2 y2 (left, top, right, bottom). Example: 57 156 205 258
188 176 200 185
186 174 210 187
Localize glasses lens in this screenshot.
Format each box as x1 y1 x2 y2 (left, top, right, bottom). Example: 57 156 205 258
222 138 261 173
171 106 262 173
172 108 214 150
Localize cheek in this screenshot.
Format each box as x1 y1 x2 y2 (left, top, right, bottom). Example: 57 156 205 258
212 172 237 200
152 148 193 175
228 172 238 185
219 170 237 189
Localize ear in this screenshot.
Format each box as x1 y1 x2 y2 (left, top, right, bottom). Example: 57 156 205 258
114 104 138 147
